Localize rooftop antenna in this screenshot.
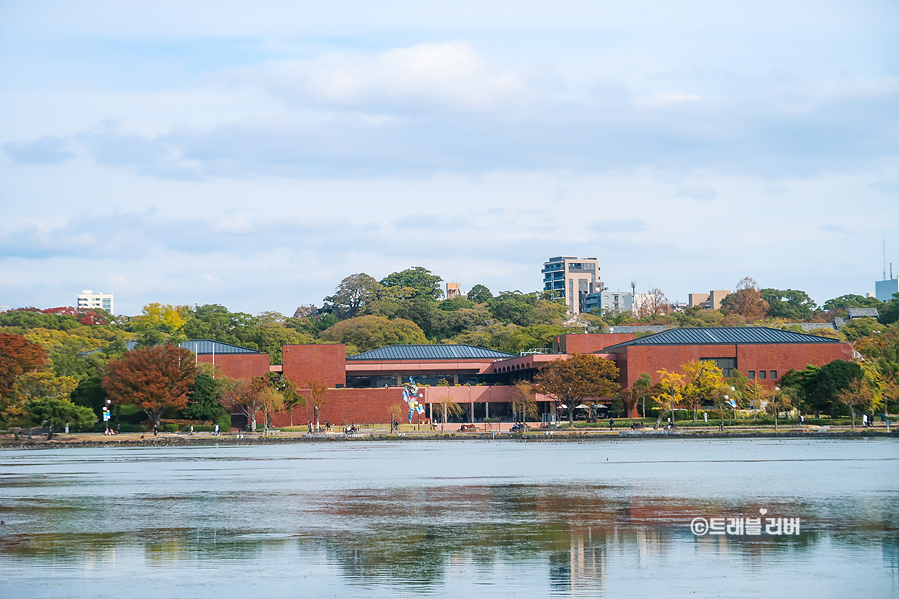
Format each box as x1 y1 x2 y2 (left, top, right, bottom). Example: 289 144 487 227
630 281 636 295
884 239 888 280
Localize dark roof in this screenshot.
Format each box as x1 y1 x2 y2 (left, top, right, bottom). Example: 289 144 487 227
347 344 515 361
847 308 878 319
603 327 842 351
180 339 261 354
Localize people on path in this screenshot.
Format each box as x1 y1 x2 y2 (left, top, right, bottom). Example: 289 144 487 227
214 423 220 436
609 418 614 430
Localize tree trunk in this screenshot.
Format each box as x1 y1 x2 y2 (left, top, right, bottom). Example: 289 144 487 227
693 406 698 423
774 411 778 430
850 407 855 429
250 416 256 432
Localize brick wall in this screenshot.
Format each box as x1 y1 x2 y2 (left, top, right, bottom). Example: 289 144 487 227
282 344 346 388
555 333 636 354
197 353 270 380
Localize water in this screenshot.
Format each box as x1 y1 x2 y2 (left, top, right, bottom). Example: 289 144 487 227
1 438 897 598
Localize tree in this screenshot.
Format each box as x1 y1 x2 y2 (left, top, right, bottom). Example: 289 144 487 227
634 288 670 318
300 379 329 429
761 289 817 321
682 361 725 422
323 273 380 318
133 303 188 337
220 377 261 432
822 294 883 311
70 374 108 418
813 359 864 416
103 344 197 427
838 318 880 342
511 380 539 423
503 324 568 355
0 333 47 397
633 373 653 418
319 315 427 353
855 329 899 416
488 291 539 326
26 398 95 432
432 394 464 432
265 372 304 426
380 267 443 300
183 370 227 423
765 386 795 430
781 364 821 415
466 284 493 304
535 354 620 426
720 277 769 321
835 378 874 428
654 369 685 428
2 371 78 431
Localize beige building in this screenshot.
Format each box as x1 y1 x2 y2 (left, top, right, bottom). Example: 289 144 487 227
688 289 731 310
541 256 603 314
445 282 462 299
77 290 114 314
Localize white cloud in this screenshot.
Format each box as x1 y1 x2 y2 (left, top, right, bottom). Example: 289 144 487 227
632 92 703 108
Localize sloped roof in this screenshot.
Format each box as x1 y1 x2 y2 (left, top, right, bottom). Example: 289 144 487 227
180 339 261 354
847 307 879 319
603 327 841 351
347 344 515 361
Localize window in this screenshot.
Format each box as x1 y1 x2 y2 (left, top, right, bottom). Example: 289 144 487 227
770 370 777 380
748 370 755 379
759 370 767 379
703 357 737 378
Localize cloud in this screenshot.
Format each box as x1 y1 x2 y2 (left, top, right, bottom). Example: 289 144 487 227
589 219 647 233
201 274 224 283
818 224 849 234
675 184 718 200
234 42 529 112
3 136 75 164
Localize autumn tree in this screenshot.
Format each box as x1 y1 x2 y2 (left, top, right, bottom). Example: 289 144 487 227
720 277 769 321
220 377 261 432
103 344 196 427
300 379 329 429
836 378 875 428
0 332 47 397
633 373 653 418
511 380 539 423
682 360 725 422
133 303 188 339
765 386 795 430
655 369 686 428
535 354 620 426
634 288 670 318
265 372 304 426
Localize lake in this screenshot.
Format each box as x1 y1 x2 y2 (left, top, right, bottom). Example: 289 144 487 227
1 438 897 598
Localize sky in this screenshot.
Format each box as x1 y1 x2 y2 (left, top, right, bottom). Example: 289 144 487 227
1 0 897 316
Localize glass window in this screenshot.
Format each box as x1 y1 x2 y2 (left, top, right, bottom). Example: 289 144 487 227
770 370 777 380
748 371 755 379
759 370 767 379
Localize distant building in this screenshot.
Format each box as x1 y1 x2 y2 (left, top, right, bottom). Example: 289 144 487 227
583 290 650 314
875 278 898 302
688 290 731 310
446 283 462 299
541 256 602 314
77 290 113 314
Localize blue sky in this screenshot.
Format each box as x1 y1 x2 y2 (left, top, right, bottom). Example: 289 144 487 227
1 0 897 316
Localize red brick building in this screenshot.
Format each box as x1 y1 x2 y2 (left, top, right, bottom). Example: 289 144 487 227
185 328 853 426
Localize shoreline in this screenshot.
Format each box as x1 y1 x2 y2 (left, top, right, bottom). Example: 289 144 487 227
1 428 896 449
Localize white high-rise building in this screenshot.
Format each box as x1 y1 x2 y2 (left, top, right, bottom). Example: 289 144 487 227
77 290 114 314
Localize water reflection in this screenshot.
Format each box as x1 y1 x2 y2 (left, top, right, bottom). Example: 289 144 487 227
1 441 898 598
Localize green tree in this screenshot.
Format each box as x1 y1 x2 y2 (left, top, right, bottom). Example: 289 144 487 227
761 289 818 320
535 354 620 426
813 359 863 416
26 397 95 432
323 273 381 318
822 294 883 311
319 316 427 353
466 284 493 304
839 317 881 342
633 373 653 418
879 296 899 325
503 324 568 355
183 370 227 423
380 267 444 300
765 386 795 430
70 374 108 418
488 291 538 326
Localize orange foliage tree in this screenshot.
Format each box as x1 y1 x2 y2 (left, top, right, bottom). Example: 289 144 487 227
103 345 196 426
0 333 47 398
535 354 620 426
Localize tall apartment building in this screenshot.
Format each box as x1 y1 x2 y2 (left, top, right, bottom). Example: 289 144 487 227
541 256 602 314
77 290 114 314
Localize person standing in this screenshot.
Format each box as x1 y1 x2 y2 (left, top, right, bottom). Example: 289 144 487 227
609 418 614 430
862 413 867 428
214 423 220 436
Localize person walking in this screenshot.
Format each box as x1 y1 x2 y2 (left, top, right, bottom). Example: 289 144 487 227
214 423 220 436
609 418 614 430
